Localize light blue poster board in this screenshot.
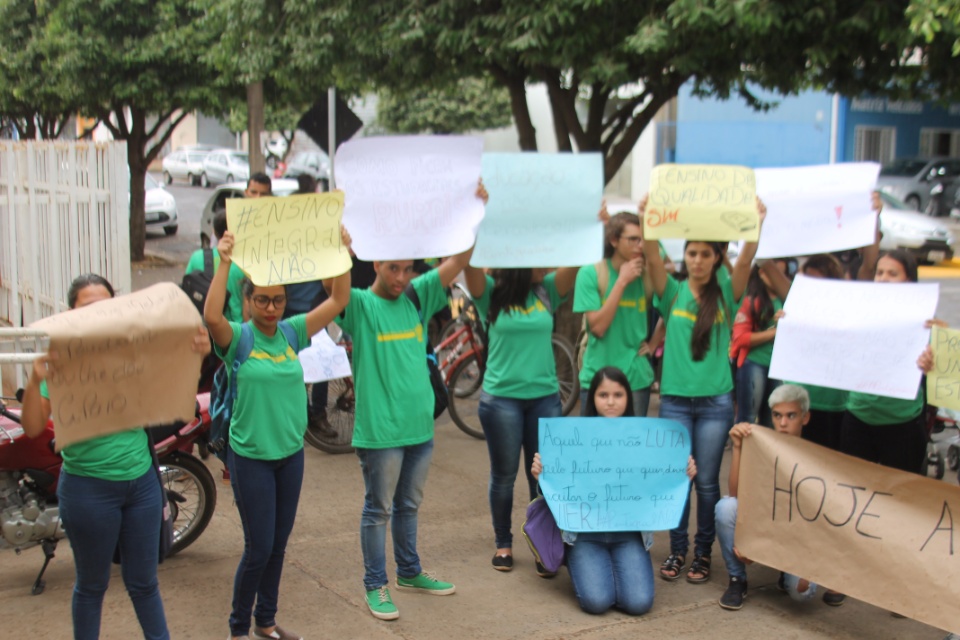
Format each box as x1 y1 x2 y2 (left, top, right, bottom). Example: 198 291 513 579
537 417 691 532
471 152 604 267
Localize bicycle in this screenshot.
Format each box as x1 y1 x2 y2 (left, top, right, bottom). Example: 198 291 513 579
303 327 356 455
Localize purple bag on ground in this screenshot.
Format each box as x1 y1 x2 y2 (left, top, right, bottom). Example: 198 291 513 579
521 496 565 573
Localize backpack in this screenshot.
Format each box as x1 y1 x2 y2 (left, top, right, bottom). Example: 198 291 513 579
181 249 230 317
404 285 449 419
207 321 300 460
577 260 609 359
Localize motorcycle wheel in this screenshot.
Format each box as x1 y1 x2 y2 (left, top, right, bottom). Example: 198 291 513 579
160 453 217 555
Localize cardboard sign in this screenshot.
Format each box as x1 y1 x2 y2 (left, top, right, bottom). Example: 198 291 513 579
335 135 485 260
644 164 758 241
928 326 960 411
226 192 351 286
769 275 938 400
537 417 691 532
737 428 960 634
471 152 604 268
755 163 881 258
31 283 202 449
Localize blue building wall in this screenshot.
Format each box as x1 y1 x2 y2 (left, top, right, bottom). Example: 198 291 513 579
841 97 960 160
675 85 834 168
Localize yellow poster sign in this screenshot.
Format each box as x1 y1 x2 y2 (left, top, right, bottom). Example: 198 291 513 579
928 326 960 411
226 192 352 286
644 164 758 241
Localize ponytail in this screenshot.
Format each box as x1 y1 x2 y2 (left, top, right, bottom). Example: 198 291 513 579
678 242 726 361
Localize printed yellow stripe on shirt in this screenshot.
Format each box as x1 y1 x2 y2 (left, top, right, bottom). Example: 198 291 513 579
671 308 727 323
618 298 647 312
378 324 424 343
249 346 298 363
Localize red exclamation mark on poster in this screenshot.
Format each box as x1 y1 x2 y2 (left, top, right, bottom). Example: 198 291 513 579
835 206 843 228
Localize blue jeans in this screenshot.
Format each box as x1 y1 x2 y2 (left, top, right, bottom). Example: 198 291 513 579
58 469 169 640
715 497 817 601
227 447 305 637
478 391 562 549
658 393 734 558
579 387 651 417
735 360 780 426
356 440 434 590
566 532 654 615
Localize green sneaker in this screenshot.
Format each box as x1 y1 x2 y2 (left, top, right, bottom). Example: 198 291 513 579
395 571 456 595
365 586 399 620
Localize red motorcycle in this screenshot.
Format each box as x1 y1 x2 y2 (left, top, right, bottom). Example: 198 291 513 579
0 393 217 594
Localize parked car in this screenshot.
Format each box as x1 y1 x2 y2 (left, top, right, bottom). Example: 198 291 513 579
200 150 250 187
877 157 960 211
199 178 300 246
282 151 330 189
878 191 955 263
161 149 210 186
145 173 178 236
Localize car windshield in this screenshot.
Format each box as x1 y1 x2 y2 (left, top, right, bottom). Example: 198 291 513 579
188 154 206 163
145 173 159 190
230 153 249 164
880 158 930 177
878 191 912 210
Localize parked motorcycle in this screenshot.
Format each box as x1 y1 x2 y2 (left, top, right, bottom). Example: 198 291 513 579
0 392 217 595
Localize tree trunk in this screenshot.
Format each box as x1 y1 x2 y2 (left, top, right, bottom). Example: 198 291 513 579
247 81 265 174
504 75 537 151
128 145 147 262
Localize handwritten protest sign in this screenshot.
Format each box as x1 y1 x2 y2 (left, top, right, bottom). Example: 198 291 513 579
755 163 880 258
536 417 691 532
226 192 351 286
928 326 960 411
30 283 202 450
335 135 485 260
299 330 352 383
644 164 758 241
769 275 938 399
471 153 604 268
738 428 960 633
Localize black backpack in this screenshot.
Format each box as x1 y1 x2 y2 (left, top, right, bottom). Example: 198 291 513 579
181 249 230 316
404 285 449 419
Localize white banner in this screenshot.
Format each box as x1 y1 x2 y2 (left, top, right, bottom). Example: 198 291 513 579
755 162 880 258
335 135 485 260
769 275 938 399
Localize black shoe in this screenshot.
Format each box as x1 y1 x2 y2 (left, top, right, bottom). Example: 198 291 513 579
822 591 846 607
719 576 748 610
777 572 787 592
491 554 513 572
535 561 557 579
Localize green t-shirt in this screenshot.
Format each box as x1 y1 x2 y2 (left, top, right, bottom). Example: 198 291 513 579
214 316 310 460
745 298 783 367
337 269 447 449
655 270 737 397
185 248 245 322
793 383 848 413
474 273 565 399
40 380 151 481
847 386 924 426
573 261 653 390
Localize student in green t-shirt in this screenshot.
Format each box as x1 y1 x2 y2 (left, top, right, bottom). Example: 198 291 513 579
730 262 786 427
574 211 656 418
21 273 211 640
185 211 245 322
206 228 352 640
643 196 765 586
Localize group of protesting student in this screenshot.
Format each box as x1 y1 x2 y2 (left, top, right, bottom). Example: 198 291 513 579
19 170 952 640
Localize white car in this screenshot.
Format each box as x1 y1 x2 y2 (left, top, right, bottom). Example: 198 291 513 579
145 173 178 235
878 192 955 263
200 150 250 187
199 179 300 247
161 149 210 186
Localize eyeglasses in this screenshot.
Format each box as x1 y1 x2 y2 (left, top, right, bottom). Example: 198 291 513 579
620 235 643 244
251 295 287 309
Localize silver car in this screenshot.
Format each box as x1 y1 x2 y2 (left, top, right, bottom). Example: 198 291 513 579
145 173 178 236
877 157 960 211
200 150 250 187
161 149 209 186
199 179 300 247
878 191 955 263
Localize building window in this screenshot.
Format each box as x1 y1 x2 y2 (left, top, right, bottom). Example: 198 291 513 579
854 126 896 163
919 128 960 157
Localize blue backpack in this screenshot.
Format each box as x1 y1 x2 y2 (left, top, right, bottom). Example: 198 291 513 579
208 321 300 460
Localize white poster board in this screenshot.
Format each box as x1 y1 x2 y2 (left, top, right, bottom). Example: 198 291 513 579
755 163 880 258
335 135 485 260
769 275 938 399
299 330 352 383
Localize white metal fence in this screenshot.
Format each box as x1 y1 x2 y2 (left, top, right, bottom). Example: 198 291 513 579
0 141 130 392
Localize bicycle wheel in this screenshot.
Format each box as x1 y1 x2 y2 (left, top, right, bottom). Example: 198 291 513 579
304 376 356 454
552 333 580 416
575 328 587 371
447 353 485 439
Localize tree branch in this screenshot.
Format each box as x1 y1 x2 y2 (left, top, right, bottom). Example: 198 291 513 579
541 67 587 150
145 109 176 141
145 111 191 165
584 83 608 149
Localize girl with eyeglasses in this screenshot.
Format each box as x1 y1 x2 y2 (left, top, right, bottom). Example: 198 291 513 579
205 228 352 640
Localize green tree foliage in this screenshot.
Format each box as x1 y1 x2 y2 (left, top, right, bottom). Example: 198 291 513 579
311 0 959 183
377 78 513 134
908 0 960 55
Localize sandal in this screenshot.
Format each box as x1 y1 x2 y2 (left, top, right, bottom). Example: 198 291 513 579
659 553 685 581
686 554 711 583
